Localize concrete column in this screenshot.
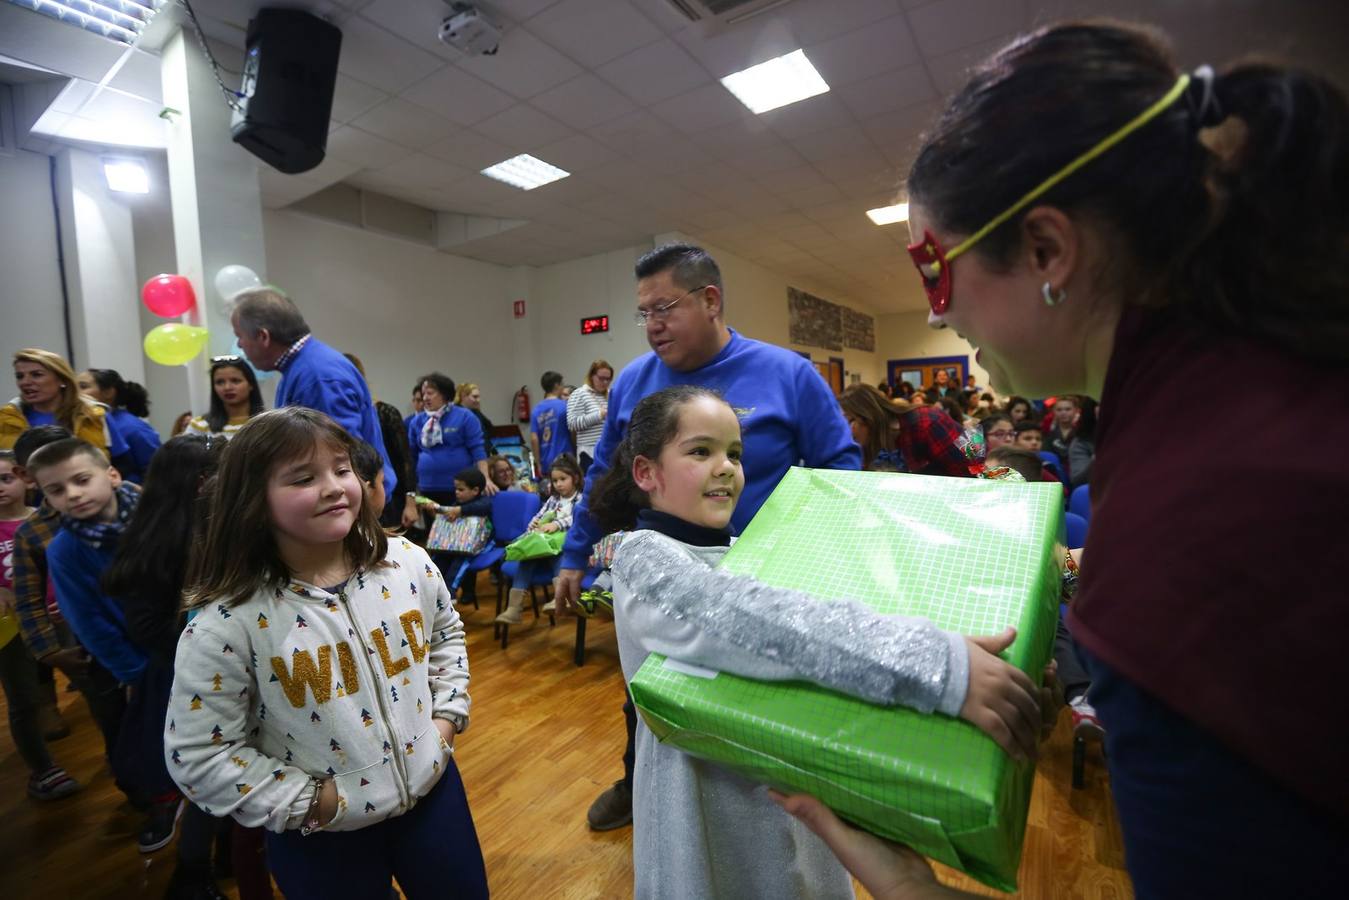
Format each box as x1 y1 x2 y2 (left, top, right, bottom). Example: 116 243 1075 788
160 28 268 409
51 147 145 382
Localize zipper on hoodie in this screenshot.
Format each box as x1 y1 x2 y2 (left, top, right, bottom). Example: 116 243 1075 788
332 581 412 812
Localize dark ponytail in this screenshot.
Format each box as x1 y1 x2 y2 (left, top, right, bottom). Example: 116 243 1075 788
588 386 722 533
908 20 1349 362
89 368 151 417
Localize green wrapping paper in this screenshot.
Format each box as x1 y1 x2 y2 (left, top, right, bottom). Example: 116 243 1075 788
628 468 1064 891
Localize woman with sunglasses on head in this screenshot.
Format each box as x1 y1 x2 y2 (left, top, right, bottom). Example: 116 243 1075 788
775 20 1349 900
187 356 266 439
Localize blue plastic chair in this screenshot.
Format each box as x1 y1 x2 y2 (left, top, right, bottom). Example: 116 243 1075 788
1065 511 1088 549
1038 450 1065 481
458 491 537 637
1069 484 1091 523
573 563 605 667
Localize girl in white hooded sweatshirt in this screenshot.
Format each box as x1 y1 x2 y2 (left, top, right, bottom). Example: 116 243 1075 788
164 407 487 900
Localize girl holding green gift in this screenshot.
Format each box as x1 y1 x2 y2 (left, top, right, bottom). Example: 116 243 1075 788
589 385 1043 900
495 455 582 625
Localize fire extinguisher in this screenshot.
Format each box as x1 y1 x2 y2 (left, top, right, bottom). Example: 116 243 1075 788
513 386 531 423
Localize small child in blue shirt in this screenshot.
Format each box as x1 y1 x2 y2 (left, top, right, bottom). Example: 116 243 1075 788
416 468 492 603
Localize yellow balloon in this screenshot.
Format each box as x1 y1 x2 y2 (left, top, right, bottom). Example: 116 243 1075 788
144 324 209 366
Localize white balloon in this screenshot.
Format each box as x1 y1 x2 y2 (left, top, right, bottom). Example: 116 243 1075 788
214 264 262 303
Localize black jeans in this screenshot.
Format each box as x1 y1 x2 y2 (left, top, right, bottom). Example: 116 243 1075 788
0 636 53 773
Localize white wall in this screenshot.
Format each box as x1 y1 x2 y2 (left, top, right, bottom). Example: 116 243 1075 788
261 209 520 423
0 148 67 373
876 310 991 390
682 235 885 387
524 243 653 395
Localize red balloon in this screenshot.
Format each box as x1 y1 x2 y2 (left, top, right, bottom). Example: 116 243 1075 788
141 274 197 318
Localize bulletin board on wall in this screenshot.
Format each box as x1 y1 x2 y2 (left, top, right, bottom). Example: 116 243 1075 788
886 355 970 393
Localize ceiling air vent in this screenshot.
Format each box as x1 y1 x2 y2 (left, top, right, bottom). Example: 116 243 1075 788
663 0 796 26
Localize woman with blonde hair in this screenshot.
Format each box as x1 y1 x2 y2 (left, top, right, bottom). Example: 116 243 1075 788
567 359 613 474
456 382 495 455
2 349 128 462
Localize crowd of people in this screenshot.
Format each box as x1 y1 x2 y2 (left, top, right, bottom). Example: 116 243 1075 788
0 17 1344 900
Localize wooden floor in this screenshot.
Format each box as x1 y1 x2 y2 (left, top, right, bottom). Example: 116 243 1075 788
0 574 1133 899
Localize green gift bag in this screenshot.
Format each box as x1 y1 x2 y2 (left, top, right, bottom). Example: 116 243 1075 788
628 468 1064 891
504 529 565 561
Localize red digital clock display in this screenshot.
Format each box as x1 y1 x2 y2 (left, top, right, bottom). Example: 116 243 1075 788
581 315 609 335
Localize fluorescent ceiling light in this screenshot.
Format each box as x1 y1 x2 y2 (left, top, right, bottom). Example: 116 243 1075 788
720 49 830 115
4 0 164 45
104 157 148 193
866 203 909 226
480 154 570 191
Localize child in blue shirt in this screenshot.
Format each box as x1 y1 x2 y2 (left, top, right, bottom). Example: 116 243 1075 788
27 437 182 852
416 468 493 604
530 371 572 482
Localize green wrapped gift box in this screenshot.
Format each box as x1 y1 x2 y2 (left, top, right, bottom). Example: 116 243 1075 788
628 468 1065 891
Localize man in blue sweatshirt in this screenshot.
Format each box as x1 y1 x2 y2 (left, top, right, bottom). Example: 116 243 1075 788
231 288 395 494
553 243 861 831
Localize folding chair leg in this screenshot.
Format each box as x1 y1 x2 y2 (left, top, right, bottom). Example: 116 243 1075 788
1072 734 1086 789
500 623 509 650
573 616 587 667
530 586 541 621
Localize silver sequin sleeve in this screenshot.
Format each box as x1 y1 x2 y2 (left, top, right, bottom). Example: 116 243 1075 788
612 531 968 716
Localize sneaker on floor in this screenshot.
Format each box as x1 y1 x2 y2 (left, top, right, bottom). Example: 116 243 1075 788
586 779 633 831
139 798 184 853
1069 695 1105 740
541 599 556 614
27 766 82 800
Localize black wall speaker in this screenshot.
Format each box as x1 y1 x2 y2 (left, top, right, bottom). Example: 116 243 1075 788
230 9 342 175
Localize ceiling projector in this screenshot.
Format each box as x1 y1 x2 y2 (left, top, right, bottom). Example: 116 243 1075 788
438 3 502 55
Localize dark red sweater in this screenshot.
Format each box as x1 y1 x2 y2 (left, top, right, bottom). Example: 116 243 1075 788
1068 307 1348 818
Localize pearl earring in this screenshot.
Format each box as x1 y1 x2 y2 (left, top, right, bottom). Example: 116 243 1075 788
1041 282 1067 306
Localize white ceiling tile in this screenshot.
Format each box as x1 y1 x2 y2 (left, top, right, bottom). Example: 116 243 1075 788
752 164 829 193
595 38 710 105
906 0 1028 58
454 27 584 98
372 152 470 188
721 138 808 174
588 109 678 154
327 125 416 168
786 182 846 210
650 82 752 133
488 0 564 25
359 0 466 60
337 16 447 93
531 74 636 129
106 49 162 104
784 0 905 44
533 133 622 173
833 64 935 119
473 103 574 150
637 139 718 176
422 131 516 169
525 0 664 69
803 14 920 90
786 124 874 163
625 0 698 34
331 74 389 123
350 98 461 148
759 92 857 139
671 14 802 78
400 66 517 125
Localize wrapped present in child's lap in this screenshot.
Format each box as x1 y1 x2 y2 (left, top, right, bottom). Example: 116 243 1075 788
628 467 1064 892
